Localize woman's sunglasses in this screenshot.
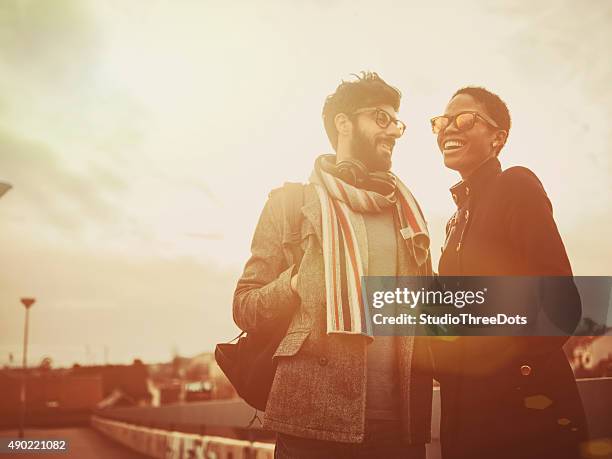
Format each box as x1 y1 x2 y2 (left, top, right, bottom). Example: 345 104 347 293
430 111 499 135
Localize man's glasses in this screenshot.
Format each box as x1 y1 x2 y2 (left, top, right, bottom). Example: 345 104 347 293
430 111 499 135
352 108 406 136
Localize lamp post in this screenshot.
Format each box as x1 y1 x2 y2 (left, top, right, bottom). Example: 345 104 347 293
18 298 35 439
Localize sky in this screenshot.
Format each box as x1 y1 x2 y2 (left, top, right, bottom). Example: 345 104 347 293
0 0 611 368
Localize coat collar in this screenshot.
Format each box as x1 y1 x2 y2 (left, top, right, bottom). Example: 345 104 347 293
449 157 502 208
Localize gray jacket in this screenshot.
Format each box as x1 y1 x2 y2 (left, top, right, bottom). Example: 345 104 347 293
233 183 433 444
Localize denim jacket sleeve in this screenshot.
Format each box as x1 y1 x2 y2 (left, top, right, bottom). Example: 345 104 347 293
232 192 300 333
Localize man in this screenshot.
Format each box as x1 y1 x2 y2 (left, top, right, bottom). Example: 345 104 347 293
233 72 433 458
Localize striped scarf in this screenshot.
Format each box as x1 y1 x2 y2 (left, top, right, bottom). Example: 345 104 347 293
310 154 429 338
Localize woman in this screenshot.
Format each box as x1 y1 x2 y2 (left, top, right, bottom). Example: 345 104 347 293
430 87 587 459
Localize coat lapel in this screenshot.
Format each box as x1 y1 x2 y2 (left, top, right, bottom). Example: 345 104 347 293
301 185 323 245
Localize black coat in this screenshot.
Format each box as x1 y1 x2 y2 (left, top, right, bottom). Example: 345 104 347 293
432 157 587 459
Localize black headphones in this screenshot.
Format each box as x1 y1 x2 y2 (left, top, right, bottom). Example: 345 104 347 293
333 159 396 195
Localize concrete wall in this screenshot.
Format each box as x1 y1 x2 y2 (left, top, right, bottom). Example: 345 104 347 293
92 378 612 459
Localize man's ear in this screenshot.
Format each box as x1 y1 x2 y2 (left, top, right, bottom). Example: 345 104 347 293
492 130 508 155
334 113 352 137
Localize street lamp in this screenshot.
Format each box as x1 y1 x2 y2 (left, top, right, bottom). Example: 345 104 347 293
19 298 36 439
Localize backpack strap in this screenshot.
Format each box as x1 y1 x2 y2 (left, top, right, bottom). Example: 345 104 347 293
280 182 305 269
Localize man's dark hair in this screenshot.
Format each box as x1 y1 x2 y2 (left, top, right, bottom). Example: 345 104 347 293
322 71 401 150
452 86 511 136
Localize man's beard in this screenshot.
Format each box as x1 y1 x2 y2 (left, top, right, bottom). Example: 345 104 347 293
351 128 392 172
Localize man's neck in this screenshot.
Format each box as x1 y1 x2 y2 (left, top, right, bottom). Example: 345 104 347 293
334 144 352 164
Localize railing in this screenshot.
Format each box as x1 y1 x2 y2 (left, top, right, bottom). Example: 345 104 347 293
92 378 612 459
92 416 273 458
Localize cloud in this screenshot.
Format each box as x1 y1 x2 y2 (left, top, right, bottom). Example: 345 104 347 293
0 0 610 368
0 0 100 88
0 238 241 365
0 127 121 231
185 232 224 241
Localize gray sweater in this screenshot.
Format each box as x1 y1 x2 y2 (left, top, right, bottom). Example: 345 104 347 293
364 208 401 420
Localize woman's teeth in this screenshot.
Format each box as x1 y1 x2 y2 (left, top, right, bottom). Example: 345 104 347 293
444 139 465 150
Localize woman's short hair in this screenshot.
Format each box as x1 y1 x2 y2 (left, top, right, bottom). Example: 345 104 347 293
452 86 511 136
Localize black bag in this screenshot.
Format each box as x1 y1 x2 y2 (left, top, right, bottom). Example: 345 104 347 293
215 183 305 411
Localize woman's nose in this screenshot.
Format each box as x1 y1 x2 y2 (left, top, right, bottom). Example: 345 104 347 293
443 120 459 134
